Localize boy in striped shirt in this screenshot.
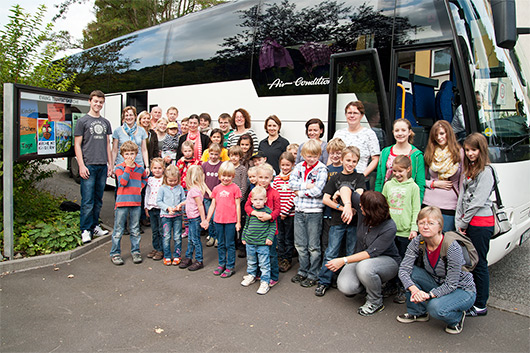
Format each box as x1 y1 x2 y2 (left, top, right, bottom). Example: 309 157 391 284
241 186 276 295
110 141 149 265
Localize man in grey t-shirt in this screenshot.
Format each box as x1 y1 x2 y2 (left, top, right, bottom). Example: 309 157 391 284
74 90 112 243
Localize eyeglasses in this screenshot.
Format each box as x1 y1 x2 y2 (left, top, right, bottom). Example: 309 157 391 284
418 221 439 227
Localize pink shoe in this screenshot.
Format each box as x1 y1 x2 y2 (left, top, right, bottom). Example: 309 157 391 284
269 280 279 287
182 229 188 238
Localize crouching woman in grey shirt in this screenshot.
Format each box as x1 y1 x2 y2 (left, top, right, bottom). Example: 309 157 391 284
397 206 476 335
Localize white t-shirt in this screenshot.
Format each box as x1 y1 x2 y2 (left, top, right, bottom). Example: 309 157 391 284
333 127 380 173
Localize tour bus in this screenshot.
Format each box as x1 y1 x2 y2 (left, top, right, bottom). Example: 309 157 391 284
63 0 529 265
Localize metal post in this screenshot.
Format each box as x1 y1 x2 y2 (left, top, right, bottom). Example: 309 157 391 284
3 83 14 260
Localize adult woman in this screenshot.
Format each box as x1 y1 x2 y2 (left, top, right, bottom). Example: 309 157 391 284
138 110 159 163
226 108 259 151
176 114 210 160
397 206 476 334
333 101 380 176
295 118 328 165
111 106 149 170
258 115 290 174
326 190 400 316
155 117 168 156
422 120 464 232
374 118 426 201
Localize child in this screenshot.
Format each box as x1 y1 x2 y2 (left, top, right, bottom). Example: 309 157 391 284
247 166 258 192
286 143 299 161
272 152 296 273
202 161 242 278
218 113 233 147
179 165 209 271
316 146 365 296
110 141 148 265
245 164 281 286
199 112 212 136
251 150 267 167
202 143 223 247
145 157 165 261
180 116 189 136
201 128 229 162
238 134 254 168
241 186 276 295
176 140 202 189
162 121 180 165
229 145 249 200
456 133 496 317
289 139 328 287
156 165 186 266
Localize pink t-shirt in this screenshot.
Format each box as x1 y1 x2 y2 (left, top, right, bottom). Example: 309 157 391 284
186 186 203 219
211 183 242 224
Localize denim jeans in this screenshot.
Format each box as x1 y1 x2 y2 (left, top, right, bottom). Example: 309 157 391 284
406 266 476 325
161 216 183 259
203 198 217 240
277 216 294 261
185 217 203 262
269 231 279 281
80 164 107 232
148 208 163 252
337 256 398 306
294 212 322 280
215 222 236 269
442 214 456 232
110 206 141 256
246 244 271 283
467 224 493 308
318 223 357 286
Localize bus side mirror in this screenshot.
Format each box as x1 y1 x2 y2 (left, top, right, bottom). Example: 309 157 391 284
491 0 517 49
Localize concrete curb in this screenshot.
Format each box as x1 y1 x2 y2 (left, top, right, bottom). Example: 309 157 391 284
489 297 530 318
0 224 112 274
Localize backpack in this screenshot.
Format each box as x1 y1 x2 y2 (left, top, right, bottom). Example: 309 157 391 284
415 231 479 272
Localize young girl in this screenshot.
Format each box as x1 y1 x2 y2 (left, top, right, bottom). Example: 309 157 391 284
176 140 201 238
203 143 223 247
156 165 186 266
202 161 242 278
145 158 165 261
162 121 180 165
179 165 209 271
201 129 229 162
238 134 254 168
456 133 496 317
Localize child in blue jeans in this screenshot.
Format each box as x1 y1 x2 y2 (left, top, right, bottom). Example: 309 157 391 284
145 157 165 261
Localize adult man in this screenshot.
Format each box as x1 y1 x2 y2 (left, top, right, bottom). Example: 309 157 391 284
218 113 233 148
150 106 162 130
74 90 113 243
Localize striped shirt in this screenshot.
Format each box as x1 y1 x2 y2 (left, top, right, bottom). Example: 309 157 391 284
272 173 295 217
115 162 148 208
242 206 276 245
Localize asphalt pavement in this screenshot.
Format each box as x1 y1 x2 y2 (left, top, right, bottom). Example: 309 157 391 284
1 166 528 352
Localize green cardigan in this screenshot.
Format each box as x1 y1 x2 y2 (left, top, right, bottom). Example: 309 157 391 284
374 144 426 202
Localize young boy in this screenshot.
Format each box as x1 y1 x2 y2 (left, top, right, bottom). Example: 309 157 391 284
218 113 233 147
251 150 267 167
74 90 112 243
286 143 299 161
110 141 149 265
199 112 212 136
289 139 328 288
241 186 276 295
315 146 365 296
202 143 222 247
162 121 180 164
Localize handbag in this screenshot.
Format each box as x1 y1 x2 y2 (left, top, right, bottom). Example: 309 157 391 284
489 166 512 238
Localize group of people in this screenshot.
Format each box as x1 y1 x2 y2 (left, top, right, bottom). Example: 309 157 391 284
75 90 497 334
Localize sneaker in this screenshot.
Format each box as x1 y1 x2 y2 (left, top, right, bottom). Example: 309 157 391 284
291 274 307 284
81 230 92 244
214 239 218 248
188 261 204 271
206 236 215 247
220 269 234 278
257 281 270 295
163 258 172 266
315 284 329 297
172 257 181 266
393 289 407 304
300 278 318 288
110 255 124 266
445 312 465 334
396 313 430 323
382 282 398 298
358 302 385 316
93 225 109 236
278 259 291 273
213 266 225 276
241 274 256 287
179 257 192 269
269 280 278 287
132 252 142 264
466 306 488 317
146 250 157 258
153 251 164 261
182 229 188 238
237 248 247 258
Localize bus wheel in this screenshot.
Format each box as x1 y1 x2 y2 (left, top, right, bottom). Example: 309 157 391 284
69 157 81 184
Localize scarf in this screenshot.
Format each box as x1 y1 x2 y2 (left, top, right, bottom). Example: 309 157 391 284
430 146 459 180
187 131 203 159
278 172 291 181
123 122 138 139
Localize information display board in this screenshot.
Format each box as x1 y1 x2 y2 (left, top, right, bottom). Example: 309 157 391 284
12 84 90 161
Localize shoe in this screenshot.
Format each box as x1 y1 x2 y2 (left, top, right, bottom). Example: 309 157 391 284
291 274 307 284
445 312 465 334
81 230 92 244
182 229 188 238
188 261 204 271
214 239 218 248
140 227 145 234
382 282 398 298
172 257 181 266
466 306 487 317
179 257 192 269
110 255 124 266
358 302 385 316
206 236 215 247
237 248 247 258
278 259 291 273
396 313 430 323
257 281 270 295
269 280 278 287
300 278 318 288
93 225 108 236
132 252 142 264
153 251 164 261
213 266 225 276
393 289 407 304
163 258 172 266
220 269 234 278
241 274 256 287
146 250 157 258
140 219 150 227
315 284 329 297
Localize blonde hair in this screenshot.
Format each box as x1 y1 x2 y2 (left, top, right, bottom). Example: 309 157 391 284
229 145 244 158
342 145 360 160
120 140 138 155
301 139 322 158
208 143 221 154
163 165 180 185
181 140 195 154
150 157 165 170
247 166 258 176
251 185 267 199
417 206 443 232
219 161 236 177
326 138 346 153
186 165 208 194
167 106 179 115
257 163 274 177
137 110 151 129
287 143 299 152
121 106 137 123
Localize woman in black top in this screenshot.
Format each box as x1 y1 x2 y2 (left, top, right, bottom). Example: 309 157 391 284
258 115 289 174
